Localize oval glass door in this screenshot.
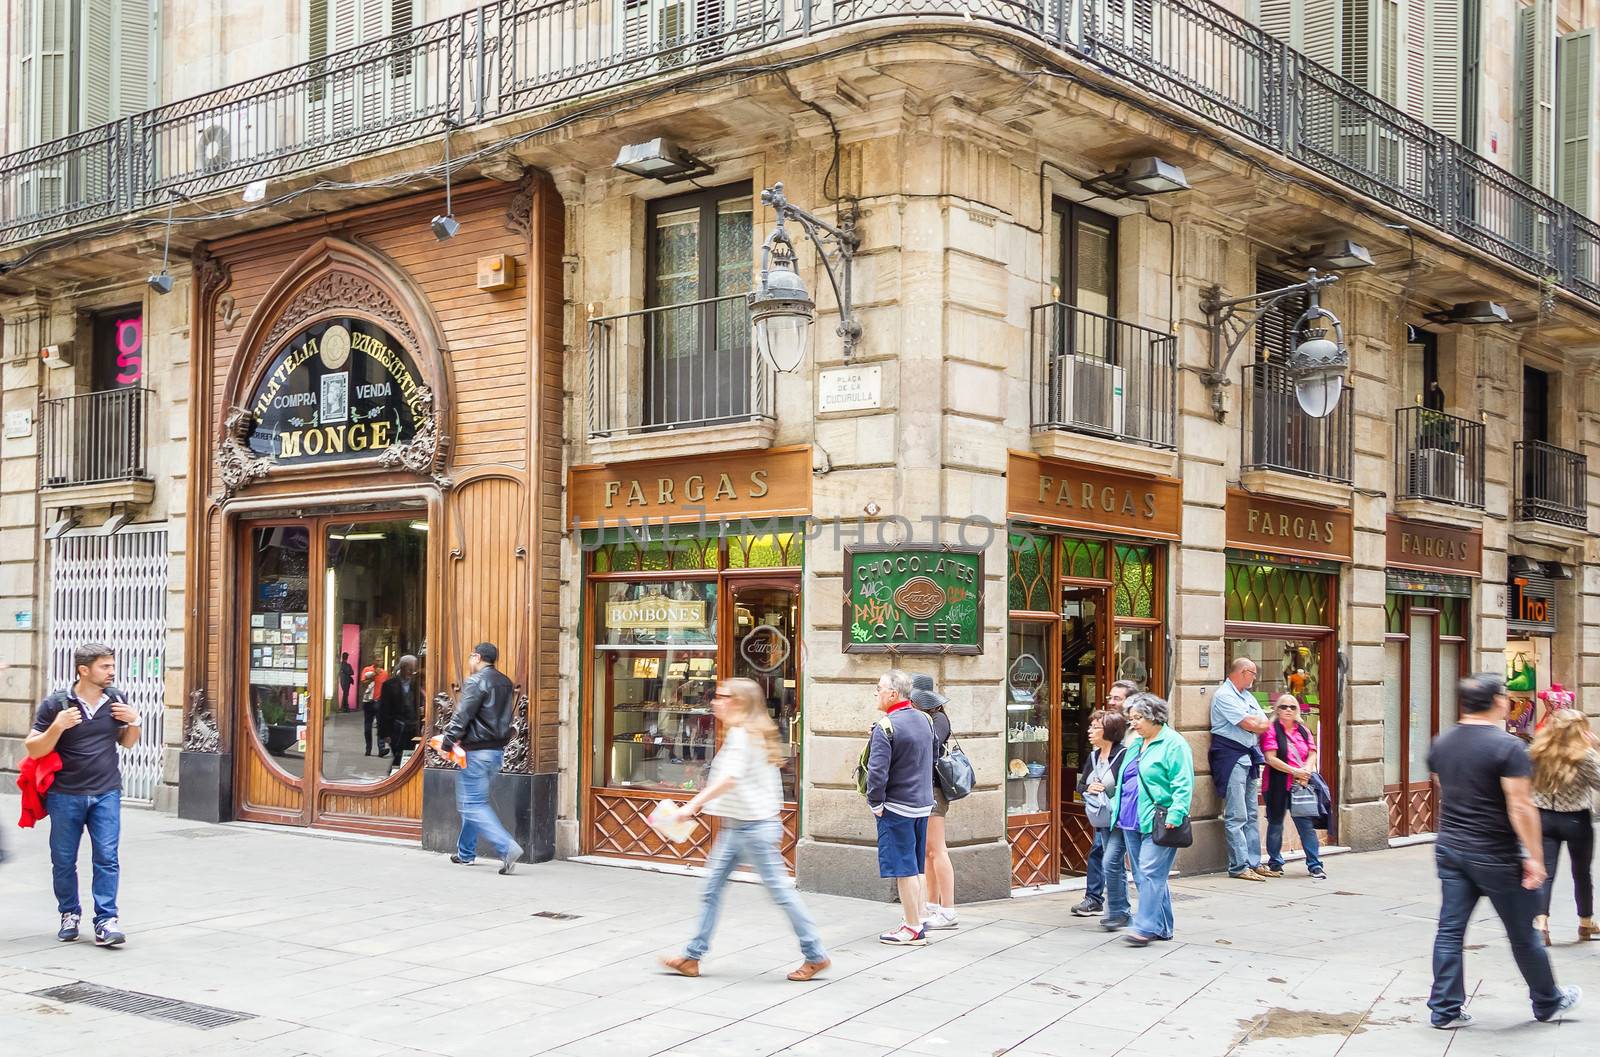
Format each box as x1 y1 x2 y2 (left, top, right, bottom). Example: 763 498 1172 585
729 580 799 801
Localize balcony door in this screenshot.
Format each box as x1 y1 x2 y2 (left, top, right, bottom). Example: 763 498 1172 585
1046 201 1126 436
645 183 753 429
61 306 144 486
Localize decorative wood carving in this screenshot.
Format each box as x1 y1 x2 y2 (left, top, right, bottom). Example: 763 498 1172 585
501 691 532 774
193 246 232 303
425 689 456 768
214 406 271 499
262 271 419 356
505 171 534 237
183 687 221 753
377 384 452 489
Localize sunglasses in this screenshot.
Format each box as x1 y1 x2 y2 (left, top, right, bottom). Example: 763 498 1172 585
1276 704 1298 711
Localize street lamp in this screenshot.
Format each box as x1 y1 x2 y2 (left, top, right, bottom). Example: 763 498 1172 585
1200 269 1350 421
748 182 861 371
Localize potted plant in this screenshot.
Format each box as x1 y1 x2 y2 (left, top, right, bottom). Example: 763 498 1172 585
259 699 298 757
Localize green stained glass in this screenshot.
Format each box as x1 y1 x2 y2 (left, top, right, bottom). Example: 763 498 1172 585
1061 537 1105 581
1385 593 1404 635
1225 562 1330 626
1007 532 1055 612
727 532 802 569
1113 544 1156 618
1439 596 1464 637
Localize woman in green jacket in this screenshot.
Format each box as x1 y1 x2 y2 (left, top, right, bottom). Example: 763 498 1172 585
1108 692 1195 946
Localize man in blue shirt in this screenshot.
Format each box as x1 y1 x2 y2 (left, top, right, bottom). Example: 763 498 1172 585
1210 657 1270 880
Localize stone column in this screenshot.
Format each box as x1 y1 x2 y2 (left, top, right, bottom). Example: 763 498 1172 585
0 299 47 772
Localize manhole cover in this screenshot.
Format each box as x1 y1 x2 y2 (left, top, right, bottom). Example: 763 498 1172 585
31 982 254 1031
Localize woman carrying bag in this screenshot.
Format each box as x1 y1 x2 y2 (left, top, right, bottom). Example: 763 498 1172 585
660 678 830 981
1530 708 1600 944
1108 692 1194 947
1259 694 1326 880
1073 710 1128 918
912 674 960 930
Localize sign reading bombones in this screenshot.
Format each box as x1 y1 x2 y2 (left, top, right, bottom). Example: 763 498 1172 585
843 546 983 655
247 318 425 464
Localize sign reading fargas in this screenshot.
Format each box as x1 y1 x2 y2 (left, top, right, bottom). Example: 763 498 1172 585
1225 490 1353 562
844 546 983 655
1006 451 1182 539
1385 516 1483 577
568 446 813 526
247 318 424 464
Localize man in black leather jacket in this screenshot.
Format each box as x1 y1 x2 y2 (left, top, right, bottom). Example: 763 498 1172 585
441 642 523 873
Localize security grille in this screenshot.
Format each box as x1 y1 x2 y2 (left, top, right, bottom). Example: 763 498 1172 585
31 981 254 1030
48 527 169 802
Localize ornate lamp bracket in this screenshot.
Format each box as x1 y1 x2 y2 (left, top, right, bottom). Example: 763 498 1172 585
1200 269 1341 422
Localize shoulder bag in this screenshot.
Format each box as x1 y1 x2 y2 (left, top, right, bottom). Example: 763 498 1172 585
935 734 976 801
1135 744 1193 848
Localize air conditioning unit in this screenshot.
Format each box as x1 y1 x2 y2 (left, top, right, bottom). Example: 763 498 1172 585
1408 447 1464 502
1062 357 1126 436
198 125 233 175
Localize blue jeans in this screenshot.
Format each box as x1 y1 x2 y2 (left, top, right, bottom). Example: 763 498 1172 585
686 818 825 964
46 790 121 924
1103 826 1131 919
1265 798 1323 871
1124 827 1178 940
1223 757 1261 874
455 749 516 861
1429 844 1562 1024
1085 827 1107 903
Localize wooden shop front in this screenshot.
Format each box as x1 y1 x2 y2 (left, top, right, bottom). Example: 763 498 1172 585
569 446 812 870
178 176 564 846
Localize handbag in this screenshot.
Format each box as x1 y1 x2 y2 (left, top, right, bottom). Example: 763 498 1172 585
1506 652 1537 692
1289 782 1319 818
1135 750 1193 848
935 737 975 801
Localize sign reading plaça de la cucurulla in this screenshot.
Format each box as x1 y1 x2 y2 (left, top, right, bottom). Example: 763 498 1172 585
247 317 426 464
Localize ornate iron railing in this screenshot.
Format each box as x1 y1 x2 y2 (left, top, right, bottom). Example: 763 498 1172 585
6 0 1600 315
1241 361 1352 483
1395 406 1485 509
1029 301 1176 448
41 387 153 488
1515 440 1587 529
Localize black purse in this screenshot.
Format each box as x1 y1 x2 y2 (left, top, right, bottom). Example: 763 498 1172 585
1136 754 1193 848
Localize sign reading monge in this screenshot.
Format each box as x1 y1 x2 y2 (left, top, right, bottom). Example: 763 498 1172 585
247 318 424 464
1385 516 1483 577
844 546 983 655
1006 451 1182 539
1225 490 1353 562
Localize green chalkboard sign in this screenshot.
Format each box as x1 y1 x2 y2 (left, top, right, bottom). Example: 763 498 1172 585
843 545 984 655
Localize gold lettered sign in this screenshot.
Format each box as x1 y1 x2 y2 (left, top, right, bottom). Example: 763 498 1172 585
605 597 708 631
1006 451 1182 539
568 446 812 527
1386 516 1483 577
1225 490 1352 562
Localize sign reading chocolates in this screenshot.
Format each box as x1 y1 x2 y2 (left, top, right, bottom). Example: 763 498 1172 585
1225 489 1353 562
247 318 425 464
844 545 983 655
1385 515 1483 577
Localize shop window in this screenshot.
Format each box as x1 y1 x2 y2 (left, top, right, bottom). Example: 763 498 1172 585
1224 562 1331 626
1007 531 1055 613
91 306 143 391
1384 592 1404 634
1061 536 1105 581
1112 543 1156 618
726 531 801 569
248 526 312 778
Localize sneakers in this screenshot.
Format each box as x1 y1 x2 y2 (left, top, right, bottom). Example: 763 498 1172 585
1256 866 1284 878
57 913 80 942
1099 913 1131 931
499 841 523 876
1070 898 1105 918
94 918 125 947
923 906 959 931
449 854 474 865
1432 1012 1474 1030
1309 865 1327 880
879 923 928 946
1229 868 1268 882
1535 985 1582 1022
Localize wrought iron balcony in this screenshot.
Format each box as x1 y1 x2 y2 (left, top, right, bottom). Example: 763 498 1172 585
587 293 774 438
1395 406 1485 509
1515 440 1587 529
1029 302 1176 449
1241 361 1352 484
2 0 1600 319
41 387 153 488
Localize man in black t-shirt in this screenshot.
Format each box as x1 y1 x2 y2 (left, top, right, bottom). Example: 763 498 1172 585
25 643 142 947
1425 673 1580 1028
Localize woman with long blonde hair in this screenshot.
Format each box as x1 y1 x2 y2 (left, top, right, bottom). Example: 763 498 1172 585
660 678 829 981
1530 708 1600 944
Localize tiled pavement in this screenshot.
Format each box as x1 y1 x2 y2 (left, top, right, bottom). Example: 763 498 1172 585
0 795 1593 1056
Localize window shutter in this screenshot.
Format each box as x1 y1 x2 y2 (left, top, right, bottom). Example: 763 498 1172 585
1254 0 1292 43
1299 0 1339 72
79 0 115 128
1515 0 1556 191
1557 29 1598 216
21 0 73 146
308 0 329 102
1424 0 1463 141
116 0 153 118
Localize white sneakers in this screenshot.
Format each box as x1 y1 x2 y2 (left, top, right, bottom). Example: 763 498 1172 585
923 905 959 931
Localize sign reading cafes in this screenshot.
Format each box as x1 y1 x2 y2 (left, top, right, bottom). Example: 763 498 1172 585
844 546 983 655
247 317 424 464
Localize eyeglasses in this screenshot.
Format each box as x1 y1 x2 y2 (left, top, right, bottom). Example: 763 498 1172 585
1276 704 1297 711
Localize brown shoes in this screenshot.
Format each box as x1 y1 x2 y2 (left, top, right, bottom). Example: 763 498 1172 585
1256 866 1284 878
1580 919 1598 942
660 955 700 977
1230 868 1268 882
787 958 831 982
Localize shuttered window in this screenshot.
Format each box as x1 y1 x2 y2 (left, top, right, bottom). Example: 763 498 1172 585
16 0 72 149
78 0 154 130
1557 29 1599 217
1515 0 1556 193
14 0 152 149
305 0 420 137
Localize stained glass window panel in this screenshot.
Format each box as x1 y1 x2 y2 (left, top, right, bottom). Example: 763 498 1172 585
1061 537 1104 581
1225 562 1330 627
1008 532 1055 612
727 532 802 569
1113 544 1155 618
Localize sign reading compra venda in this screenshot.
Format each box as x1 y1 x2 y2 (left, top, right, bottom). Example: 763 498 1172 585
247 317 426 464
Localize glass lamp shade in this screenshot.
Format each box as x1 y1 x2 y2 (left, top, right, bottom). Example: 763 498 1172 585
1293 368 1345 418
754 312 813 374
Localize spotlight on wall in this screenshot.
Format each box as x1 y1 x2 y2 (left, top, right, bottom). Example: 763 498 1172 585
431 118 460 241
430 214 460 241
1285 238 1375 271
613 138 714 183
148 195 175 294
1083 156 1191 199
1425 301 1513 325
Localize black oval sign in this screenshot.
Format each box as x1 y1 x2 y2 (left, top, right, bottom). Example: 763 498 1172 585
247 318 424 464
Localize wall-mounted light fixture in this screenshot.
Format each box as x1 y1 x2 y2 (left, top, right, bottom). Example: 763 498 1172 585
1083 156 1191 199
147 197 175 294
613 138 714 183
1200 269 1348 421
748 182 861 371
431 118 461 241
1284 238 1375 271
1425 300 1512 325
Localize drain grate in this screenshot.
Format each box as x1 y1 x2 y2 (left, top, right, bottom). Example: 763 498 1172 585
32 981 255 1031
532 910 581 920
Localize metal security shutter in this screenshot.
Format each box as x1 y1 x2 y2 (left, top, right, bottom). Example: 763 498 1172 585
48 528 170 802
1557 29 1599 216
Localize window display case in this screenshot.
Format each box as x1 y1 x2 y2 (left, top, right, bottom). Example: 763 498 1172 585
1006 623 1052 816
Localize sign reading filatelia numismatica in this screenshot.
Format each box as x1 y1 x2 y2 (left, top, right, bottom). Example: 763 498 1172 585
844 546 983 655
248 318 425 464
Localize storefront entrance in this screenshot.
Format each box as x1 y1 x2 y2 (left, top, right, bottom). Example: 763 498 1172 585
1382 590 1466 836
235 513 430 834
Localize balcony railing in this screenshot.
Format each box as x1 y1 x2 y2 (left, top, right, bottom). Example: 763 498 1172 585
1240 361 1352 483
588 293 773 438
41 388 152 488
1515 440 1587 529
4 0 1600 316
1029 302 1176 448
1395 406 1485 509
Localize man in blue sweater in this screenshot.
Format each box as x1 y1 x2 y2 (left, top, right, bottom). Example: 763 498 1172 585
865 668 935 946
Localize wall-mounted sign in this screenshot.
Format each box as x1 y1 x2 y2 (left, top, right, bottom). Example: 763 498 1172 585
818 365 882 413
1225 489 1352 563
844 545 983 655
247 317 425 464
1508 576 1556 634
606 596 708 631
740 624 791 673
1385 516 1482 577
568 445 812 527
1007 653 1045 702
3 409 32 439
1007 451 1182 539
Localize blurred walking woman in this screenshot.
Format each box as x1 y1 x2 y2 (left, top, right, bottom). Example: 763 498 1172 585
661 678 830 981
1108 693 1194 946
1530 709 1600 944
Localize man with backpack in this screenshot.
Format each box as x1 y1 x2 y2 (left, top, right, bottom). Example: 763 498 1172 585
862 668 936 945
